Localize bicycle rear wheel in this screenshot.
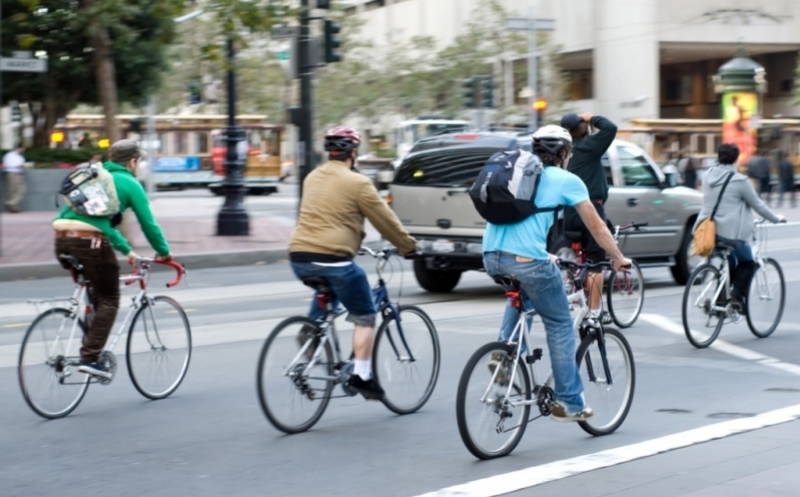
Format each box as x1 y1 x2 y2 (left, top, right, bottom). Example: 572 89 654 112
257 317 334 434
746 258 785 338
606 261 644 328
127 296 192 400
373 305 440 415
682 264 725 348
18 308 90 419
456 342 531 460
576 327 635 436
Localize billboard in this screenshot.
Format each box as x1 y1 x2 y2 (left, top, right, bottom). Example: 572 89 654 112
721 92 758 167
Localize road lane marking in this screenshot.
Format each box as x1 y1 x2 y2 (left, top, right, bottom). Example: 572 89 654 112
639 313 800 376
2 323 27 328
414 403 800 497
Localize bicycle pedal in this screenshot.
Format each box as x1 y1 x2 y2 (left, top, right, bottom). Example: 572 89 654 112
526 348 544 364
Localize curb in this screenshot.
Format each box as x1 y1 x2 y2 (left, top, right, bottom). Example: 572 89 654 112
0 248 290 282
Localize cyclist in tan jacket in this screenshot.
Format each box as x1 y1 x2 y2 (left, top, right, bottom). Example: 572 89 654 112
289 126 417 400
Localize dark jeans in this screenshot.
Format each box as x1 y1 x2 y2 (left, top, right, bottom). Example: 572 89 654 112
55 236 120 361
290 261 377 327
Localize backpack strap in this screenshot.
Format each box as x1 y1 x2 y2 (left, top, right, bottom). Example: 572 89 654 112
710 171 735 221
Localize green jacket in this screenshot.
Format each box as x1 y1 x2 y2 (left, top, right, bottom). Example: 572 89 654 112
55 162 170 256
566 115 617 203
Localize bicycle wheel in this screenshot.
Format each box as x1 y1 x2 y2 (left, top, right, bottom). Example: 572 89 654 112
126 296 192 400
746 258 785 338
576 327 635 436
456 342 531 460
18 308 90 419
606 261 644 328
373 305 440 415
257 316 334 434
682 264 725 348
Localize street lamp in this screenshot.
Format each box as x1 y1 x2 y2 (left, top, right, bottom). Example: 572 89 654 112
216 35 250 236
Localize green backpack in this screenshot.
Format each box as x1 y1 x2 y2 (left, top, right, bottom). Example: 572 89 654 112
59 163 121 217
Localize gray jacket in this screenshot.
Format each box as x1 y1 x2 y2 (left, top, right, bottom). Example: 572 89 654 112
693 164 780 241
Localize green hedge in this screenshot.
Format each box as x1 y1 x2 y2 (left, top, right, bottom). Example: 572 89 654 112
1 148 106 168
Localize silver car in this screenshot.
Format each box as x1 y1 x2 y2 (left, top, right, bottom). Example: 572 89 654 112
389 132 703 292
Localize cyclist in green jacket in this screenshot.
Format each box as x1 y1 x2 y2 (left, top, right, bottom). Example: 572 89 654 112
52 139 171 379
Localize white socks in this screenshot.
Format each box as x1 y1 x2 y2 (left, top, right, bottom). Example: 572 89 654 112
591 308 602 318
354 359 372 381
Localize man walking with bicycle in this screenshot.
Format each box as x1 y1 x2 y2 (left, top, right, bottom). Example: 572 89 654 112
289 126 417 401
483 125 631 421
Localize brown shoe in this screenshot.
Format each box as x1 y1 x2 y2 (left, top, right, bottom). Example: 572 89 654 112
550 401 594 422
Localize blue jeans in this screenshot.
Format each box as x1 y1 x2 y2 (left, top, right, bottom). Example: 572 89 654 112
483 252 585 413
716 236 753 269
290 261 377 327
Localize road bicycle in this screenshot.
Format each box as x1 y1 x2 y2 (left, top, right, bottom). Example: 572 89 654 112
682 218 786 348
18 256 190 419
455 259 636 459
257 246 441 434
558 222 647 328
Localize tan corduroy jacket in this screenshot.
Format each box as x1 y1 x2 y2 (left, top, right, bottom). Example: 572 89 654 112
289 161 416 257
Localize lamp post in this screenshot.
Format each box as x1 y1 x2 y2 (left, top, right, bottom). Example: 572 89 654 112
216 36 250 236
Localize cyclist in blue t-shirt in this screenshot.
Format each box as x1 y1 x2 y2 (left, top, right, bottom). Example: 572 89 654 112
482 125 631 422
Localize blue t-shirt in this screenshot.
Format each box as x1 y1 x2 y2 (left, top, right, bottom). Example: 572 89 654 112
483 166 589 260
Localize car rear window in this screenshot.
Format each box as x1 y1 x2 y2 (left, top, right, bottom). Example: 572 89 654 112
393 147 503 187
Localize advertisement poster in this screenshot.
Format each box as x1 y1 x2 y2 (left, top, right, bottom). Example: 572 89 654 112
154 156 201 172
721 92 758 167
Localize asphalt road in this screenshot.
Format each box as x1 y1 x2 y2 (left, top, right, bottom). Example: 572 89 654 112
1 224 800 497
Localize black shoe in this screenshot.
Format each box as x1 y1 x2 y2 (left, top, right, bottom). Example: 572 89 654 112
347 375 385 401
78 360 112 379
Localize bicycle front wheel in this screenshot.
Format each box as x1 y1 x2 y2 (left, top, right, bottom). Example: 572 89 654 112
18 308 90 419
126 296 192 400
606 261 644 328
456 342 531 460
746 258 785 338
576 327 635 436
373 305 440 415
257 317 334 434
682 264 725 348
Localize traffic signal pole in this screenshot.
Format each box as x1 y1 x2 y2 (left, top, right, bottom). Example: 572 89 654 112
298 0 314 200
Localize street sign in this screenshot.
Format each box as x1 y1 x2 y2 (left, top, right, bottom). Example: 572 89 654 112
277 50 289 61
505 18 555 31
1 57 47 73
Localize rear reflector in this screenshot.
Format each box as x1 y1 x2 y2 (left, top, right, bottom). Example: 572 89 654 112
455 134 481 140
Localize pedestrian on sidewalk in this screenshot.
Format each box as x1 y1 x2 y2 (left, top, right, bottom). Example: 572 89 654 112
777 151 796 208
52 139 173 379
2 144 29 213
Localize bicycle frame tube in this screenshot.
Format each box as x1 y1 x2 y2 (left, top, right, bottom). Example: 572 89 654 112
374 282 418 363
50 284 88 363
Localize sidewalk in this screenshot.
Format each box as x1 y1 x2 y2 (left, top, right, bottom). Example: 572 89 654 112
0 190 384 280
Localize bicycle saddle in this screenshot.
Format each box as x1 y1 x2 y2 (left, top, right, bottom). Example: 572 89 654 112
57 254 84 273
301 277 332 292
492 276 520 291
565 231 584 242
714 241 737 251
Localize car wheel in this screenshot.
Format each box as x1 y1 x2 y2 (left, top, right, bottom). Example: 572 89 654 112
671 229 702 285
413 259 462 293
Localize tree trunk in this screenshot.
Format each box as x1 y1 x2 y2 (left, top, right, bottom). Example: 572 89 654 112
83 0 120 143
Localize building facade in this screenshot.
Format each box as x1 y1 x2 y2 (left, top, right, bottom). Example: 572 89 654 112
346 0 800 125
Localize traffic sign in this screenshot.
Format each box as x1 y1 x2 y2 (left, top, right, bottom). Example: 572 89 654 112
505 18 555 31
277 50 289 61
1 57 47 73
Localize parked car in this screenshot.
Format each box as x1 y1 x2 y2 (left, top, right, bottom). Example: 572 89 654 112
389 132 704 292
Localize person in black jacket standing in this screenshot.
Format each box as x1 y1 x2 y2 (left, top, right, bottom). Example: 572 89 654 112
560 112 618 324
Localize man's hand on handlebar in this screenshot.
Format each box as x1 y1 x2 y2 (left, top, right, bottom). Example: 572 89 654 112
612 255 632 272
127 251 139 266
403 249 423 260
156 253 173 263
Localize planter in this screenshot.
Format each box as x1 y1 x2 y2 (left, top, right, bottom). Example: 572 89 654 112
1 168 72 212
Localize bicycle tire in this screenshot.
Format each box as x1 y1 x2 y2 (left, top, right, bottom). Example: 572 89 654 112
606 260 645 328
126 296 192 400
18 308 90 419
682 264 725 349
576 327 635 436
746 258 785 338
373 305 441 415
257 316 334 434
456 342 532 460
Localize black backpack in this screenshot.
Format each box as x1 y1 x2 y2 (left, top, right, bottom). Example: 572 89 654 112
468 149 559 225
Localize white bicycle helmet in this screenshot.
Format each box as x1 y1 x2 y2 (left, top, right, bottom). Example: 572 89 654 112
532 125 573 157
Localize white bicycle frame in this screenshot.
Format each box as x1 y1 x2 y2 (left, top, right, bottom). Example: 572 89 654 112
480 285 593 408
29 270 155 370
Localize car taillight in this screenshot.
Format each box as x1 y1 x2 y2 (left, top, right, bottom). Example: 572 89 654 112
455 134 481 140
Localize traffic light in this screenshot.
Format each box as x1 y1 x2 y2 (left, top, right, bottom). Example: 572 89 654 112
480 77 494 108
533 98 548 121
324 20 342 64
463 78 476 108
11 102 21 123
